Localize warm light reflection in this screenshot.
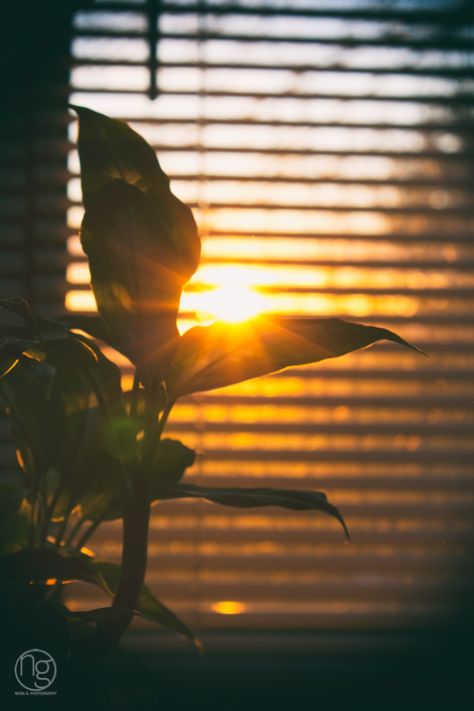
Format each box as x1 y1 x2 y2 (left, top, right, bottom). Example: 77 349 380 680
212 600 247 615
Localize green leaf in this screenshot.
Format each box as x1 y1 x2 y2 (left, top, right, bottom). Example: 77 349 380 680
158 484 349 539
80 180 184 364
165 316 423 398
72 105 200 277
91 560 199 647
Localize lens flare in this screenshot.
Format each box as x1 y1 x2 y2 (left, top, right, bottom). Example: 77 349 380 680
196 284 265 323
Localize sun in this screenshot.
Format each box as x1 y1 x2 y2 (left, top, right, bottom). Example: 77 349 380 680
198 284 265 323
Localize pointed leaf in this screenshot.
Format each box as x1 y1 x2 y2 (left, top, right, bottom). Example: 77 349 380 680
73 105 200 279
91 560 199 646
0 297 40 334
158 483 349 539
165 316 422 397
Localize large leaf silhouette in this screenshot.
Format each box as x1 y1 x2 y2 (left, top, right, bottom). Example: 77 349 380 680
73 105 200 287
165 316 421 398
157 483 349 539
81 179 189 366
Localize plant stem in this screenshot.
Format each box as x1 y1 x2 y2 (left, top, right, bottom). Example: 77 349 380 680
73 515 103 553
63 513 87 551
53 494 77 550
93 384 165 649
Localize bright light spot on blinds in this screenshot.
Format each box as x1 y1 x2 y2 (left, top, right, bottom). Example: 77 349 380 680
196 285 265 323
212 601 247 615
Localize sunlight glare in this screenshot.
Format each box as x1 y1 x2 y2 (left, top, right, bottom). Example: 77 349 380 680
197 284 265 323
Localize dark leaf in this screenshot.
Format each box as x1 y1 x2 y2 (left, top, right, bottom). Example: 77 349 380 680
45 336 99 370
0 297 40 335
0 477 25 523
0 297 72 343
0 548 101 586
0 364 53 475
62 408 130 522
0 300 42 377
64 605 135 628
91 560 199 647
0 298 91 378
151 438 196 488
0 351 21 379
80 180 184 364
0 498 31 553
79 438 196 521
165 316 423 398
72 334 124 417
158 483 349 539
60 313 123 351
72 105 200 278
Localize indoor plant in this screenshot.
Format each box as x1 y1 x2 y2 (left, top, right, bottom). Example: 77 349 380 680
0 107 420 659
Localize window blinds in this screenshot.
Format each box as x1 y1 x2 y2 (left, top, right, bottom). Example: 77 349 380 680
66 0 474 644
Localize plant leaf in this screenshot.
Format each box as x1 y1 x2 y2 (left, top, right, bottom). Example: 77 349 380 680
0 363 53 475
81 179 190 366
165 316 422 398
73 105 200 281
0 298 91 378
157 483 349 539
151 438 196 488
91 560 199 647
61 313 122 351
0 497 30 553
0 548 101 586
78 438 196 521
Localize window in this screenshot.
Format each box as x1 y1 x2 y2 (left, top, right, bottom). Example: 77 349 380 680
24 0 474 649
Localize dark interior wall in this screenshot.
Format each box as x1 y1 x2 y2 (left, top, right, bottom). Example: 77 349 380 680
0 1 91 315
